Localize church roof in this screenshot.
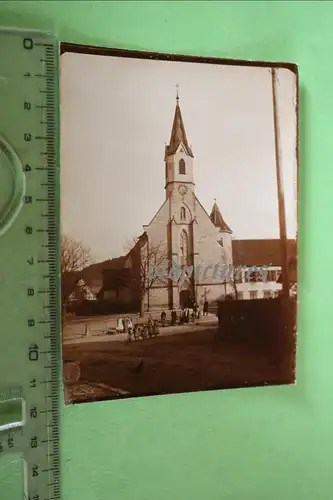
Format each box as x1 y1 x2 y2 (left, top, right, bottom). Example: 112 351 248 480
81 256 129 282
210 202 232 233
232 239 297 267
165 99 194 158
102 267 132 291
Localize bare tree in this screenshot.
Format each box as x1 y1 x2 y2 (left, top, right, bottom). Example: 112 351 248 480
126 236 168 317
219 249 239 300
229 267 239 300
61 235 94 320
61 235 93 274
201 287 210 303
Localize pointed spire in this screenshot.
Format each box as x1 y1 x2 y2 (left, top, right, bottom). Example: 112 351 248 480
165 91 194 158
210 201 232 233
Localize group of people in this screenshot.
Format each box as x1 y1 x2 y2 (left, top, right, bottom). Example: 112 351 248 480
115 299 210 337
116 316 133 334
160 300 209 326
116 315 160 343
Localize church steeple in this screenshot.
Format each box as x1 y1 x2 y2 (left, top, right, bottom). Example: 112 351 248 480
210 200 232 233
165 91 195 198
165 92 194 159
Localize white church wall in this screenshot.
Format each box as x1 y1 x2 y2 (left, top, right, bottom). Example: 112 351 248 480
219 232 233 264
145 286 169 310
193 199 231 287
169 189 194 222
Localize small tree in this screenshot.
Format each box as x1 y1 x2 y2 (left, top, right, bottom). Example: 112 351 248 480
61 235 94 320
127 236 168 317
201 287 210 303
229 266 239 300
219 249 239 301
219 264 239 301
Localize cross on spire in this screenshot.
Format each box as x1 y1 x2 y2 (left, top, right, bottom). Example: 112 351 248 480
175 83 180 103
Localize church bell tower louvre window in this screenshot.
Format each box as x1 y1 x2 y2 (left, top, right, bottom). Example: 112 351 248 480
179 158 186 174
180 207 186 221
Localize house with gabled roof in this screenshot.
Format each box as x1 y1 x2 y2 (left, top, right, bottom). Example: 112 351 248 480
231 239 296 300
67 278 98 303
63 256 132 310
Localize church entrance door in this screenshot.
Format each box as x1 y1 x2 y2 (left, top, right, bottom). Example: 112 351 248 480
179 289 191 309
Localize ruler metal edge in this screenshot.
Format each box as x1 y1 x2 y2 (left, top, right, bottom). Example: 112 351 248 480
0 27 61 500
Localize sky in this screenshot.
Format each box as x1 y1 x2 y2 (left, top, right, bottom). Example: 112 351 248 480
60 51 297 262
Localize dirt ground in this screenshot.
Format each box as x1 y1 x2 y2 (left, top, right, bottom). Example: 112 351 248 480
63 328 294 403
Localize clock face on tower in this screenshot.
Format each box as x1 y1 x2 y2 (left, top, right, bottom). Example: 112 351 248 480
178 184 188 196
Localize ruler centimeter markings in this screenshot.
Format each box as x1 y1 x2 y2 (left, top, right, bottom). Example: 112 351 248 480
0 29 60 500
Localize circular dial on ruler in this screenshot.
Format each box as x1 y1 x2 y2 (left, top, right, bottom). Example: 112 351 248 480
178 184 188 196
0 135 25 237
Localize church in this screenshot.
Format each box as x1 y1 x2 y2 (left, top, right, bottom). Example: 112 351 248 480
132 93 238 310
100 94 296 312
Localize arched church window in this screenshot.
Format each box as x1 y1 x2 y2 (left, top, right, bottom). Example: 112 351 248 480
180 230 188 266
179 158 186 175
180 207 186 221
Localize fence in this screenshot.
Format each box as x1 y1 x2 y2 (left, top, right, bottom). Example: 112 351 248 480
217 297 297 350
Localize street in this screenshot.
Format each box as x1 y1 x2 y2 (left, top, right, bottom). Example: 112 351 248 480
63 327 287 404
63 312 218 344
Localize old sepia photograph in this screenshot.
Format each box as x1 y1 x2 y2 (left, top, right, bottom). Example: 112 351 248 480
60 44 298 404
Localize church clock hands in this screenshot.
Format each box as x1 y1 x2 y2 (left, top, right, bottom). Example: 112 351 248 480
178 184 188 196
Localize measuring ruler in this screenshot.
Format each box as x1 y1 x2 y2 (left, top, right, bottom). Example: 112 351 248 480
0 28 60 500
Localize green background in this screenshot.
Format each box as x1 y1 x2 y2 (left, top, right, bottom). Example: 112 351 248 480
0 1 331 499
